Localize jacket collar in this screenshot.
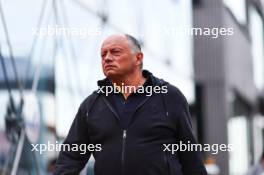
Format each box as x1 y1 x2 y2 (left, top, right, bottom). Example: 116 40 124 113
97 69 154 87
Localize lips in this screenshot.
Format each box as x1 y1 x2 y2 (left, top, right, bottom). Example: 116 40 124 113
104 65 116 70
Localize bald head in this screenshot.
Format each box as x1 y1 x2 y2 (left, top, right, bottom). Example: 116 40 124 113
101 34 143 79
102 34 141 54
102 34 127 44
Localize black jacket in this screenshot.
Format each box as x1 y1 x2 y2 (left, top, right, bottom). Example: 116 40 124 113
55 71 208 175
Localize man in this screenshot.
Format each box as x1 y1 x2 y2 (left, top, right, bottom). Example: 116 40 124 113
55 34 208 175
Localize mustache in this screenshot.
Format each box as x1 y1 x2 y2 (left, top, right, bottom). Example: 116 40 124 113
104 64 116 68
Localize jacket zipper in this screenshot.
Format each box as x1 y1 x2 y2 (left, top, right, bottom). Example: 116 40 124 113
121 130 127 175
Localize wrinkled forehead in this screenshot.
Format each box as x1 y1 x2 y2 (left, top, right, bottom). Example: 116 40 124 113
101 35 130 51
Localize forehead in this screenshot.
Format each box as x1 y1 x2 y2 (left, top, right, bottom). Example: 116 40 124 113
101 35 130 51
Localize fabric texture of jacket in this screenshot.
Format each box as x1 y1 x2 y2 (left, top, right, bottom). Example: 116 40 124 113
55 70 208 175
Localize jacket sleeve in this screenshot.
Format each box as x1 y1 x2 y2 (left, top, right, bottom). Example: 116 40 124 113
168 86 208 175
55 100 92 175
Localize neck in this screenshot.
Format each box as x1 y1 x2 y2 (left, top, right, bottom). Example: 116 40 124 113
110 70 146 99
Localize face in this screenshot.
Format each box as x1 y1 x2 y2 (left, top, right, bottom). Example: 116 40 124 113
101 35 142 79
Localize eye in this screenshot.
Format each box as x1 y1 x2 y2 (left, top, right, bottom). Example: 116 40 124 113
101 52 106 58
111 49 121 55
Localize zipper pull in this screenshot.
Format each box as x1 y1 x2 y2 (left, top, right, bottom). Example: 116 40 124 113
123 130 127 138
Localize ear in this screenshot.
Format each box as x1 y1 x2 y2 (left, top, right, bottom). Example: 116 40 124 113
135 52 143 67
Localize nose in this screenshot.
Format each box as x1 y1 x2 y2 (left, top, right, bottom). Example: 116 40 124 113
104 52 113 62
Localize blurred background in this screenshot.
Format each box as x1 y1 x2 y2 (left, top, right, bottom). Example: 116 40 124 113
0 0 264 174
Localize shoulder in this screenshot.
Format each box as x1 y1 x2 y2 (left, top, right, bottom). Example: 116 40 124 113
153 75 187 105
165 83 188 106
78 91 99 114
153 75 188 106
